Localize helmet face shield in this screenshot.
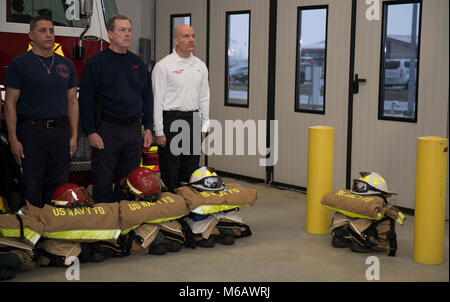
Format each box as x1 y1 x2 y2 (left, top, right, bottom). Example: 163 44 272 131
351 171 397 195
352 179 383 195
190 176 224 190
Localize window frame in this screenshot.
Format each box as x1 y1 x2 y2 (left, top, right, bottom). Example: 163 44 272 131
377 0 422 123
102 0 119 30
6 0 88 28
294 5 329 115
170 13 192 53
224 10 251 108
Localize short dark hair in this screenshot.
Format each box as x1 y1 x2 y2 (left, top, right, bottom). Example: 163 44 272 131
106 15 132 32
30 15 53 31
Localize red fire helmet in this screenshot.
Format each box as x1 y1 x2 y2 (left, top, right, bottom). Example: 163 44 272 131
125 167 161 201
51 183 90 208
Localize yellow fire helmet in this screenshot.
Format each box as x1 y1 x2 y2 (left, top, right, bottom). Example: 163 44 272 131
189 167 225 192
351 172 397 196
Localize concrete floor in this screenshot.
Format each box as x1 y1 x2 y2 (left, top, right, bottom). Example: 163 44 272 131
7 177 449 282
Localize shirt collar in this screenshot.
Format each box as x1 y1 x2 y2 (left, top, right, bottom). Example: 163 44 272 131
172 50 193 63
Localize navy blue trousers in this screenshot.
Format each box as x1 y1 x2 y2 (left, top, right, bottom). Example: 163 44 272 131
91 120 142 203
17 122 70 207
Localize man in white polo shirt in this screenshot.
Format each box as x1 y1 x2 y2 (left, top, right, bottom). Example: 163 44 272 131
152 24 210 193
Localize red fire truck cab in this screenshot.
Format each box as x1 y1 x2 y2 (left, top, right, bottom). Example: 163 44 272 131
0 0 158 187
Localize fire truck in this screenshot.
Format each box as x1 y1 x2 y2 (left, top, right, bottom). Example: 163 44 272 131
0 0 158 189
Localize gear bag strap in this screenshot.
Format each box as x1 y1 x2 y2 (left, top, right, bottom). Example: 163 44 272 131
387 218 397 257
15 214 24 240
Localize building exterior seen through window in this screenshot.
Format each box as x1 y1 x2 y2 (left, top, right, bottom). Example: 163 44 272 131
379 1 421 122
170 14 191 52
295 6 328 114
225 11 250 107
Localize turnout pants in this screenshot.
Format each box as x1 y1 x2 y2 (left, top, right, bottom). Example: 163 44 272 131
92 120 141 203
17 122 70 208
159 111 201 193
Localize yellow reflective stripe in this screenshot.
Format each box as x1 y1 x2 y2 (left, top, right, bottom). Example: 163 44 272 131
144 214 187 225
396 211 405 225
120 214 188 235
191 204 245 215
0 227 41 245
44 229 121 240
127 178 142 196
324 205 383 220
121 226 140 235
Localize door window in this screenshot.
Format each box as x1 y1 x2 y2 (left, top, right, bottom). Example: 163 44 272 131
170 14 191 52
295 6 328 114
379 1 421 122
225 11 250 107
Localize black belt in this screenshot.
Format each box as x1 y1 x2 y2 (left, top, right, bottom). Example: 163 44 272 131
101 114 140 126
163 110 199 118
18 116 66 128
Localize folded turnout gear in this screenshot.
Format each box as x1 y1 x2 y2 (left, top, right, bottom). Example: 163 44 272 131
130 224 161 255
321 190 405 224
213 210 252 243
0 212 43 280
348 217 398 256
176 183 257 215
323 188 405 256
159 220 184 252
20 202 121 243
0 211 44 247
329 212 352 248
119 192 190 234
36 240 81 267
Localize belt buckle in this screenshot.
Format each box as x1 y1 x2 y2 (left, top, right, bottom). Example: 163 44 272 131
46 120 55 128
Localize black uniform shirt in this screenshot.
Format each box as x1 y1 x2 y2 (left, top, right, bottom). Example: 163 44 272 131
5 51 78 119
78 48 154 135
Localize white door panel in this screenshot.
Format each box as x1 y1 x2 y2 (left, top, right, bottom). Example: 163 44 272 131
352 0 448 209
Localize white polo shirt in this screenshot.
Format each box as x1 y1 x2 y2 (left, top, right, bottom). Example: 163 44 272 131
152 51 210 136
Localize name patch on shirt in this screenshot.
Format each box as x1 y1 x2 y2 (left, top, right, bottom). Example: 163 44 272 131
172 69 185 74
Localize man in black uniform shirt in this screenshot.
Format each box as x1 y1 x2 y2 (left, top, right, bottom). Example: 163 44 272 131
79 15 153 203
4 16 79 207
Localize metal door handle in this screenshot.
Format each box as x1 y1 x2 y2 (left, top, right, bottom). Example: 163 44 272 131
352 73 366 94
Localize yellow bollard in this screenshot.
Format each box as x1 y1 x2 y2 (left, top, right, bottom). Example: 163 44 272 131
414 136 448 264
306 126 334 234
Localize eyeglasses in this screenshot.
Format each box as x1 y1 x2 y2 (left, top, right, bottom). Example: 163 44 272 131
190 176 223 189
352 179 383 194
